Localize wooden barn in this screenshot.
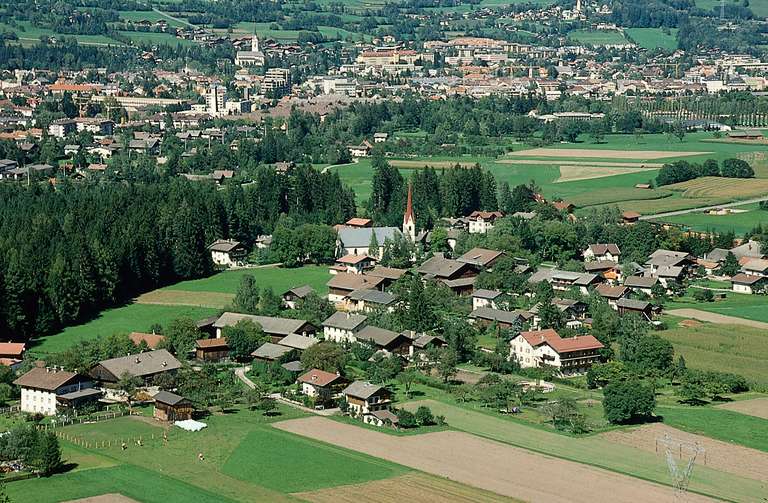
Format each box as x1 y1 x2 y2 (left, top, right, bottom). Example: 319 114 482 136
153 391 193 422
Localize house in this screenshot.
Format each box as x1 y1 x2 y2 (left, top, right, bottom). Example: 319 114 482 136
409 334 447 360
623 275 658 296
0 342 25 366
195 338 229 362
552 201 575 213
90 349 182 385
323 312 369 343
346 289 398 313
366 266 407 288
467 211 504 234
615 298 658 321
14 367 98 416
347 142 372 157
509 329 603 376
741 258 768 277
297 368 348 404
333 254 376 275
356 326 413 356
212 312 317 341
326 273 385 303
282 285 315 309
472 289 502 310
729 240 763 261
595 284 630 308
277 334 318 351
208 239 248 267
251 342 294 362
622 211 641 225
457 248 505 270
373 132 389 143
583 244 621 262
337 227 401 259
128 332 165 350
583 261 622 283
527 269 600 294
343 381 393 426
469 307 532 330
530 298 588 329
645 249 694 276
731 273 768 294
153 391 193 422
417 254 479 295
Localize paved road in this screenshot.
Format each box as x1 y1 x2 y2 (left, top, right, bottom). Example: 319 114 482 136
641 196 768 220
666 308 768 329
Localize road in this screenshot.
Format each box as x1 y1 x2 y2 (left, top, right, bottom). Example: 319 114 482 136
666 308 768 329
640 195 768 220
152 8 195 27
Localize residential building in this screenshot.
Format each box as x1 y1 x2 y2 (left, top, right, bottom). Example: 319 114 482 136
469 307 532 330
472 289 502 310
323 312 369 343
417 254 479 295
262 68 292 95
333 254 376 275
212 312 316 341
595 284 630 309
0 342 25 366
623 275 658 296
128 332 165 350
731 273 768 294
326 273 384 303
342 381 393 426
527 268 600 294
281 285 315 309
467 211 504 234
208 239 247 267
297 368 348 404
206 85 226 116
345 289 398 313
355 326 413 356
48 118 77 138
14 367 98 416
457 248 504 270
195 338 230 362
90 349 182 385
615 298 658 321
509 329 603 376
583 244 621 262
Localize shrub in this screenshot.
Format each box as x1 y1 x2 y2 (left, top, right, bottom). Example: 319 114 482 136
396 409 418 428
414 406 435 426
693 289 714 302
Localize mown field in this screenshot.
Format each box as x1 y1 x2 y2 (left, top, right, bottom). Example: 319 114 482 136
657 319 768 388
657 406 768 453
568 29 628 46
658 203 768 234
667 292 768 324
625 27 678 51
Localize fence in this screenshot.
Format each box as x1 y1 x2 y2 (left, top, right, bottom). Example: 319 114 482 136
53 429 168 450
37 409 141 431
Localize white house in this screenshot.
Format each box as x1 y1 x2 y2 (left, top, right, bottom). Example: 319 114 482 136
296 368 348 404
472 289 502 310
208 239 247 267
322 312 369 343
509 329 603 376
342 381 394 426
583 244 621 262
731 273 767 294
467 211 504 234
14 367 98 416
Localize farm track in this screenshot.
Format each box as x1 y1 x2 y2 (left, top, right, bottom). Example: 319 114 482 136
642 195 768 219
665 309 768 329
498 159 664 168
274 417 715 503
716 398 768 420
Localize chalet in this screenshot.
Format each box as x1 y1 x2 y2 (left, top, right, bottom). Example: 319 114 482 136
356 326 413 356
553 201 575 213
14 367 99 416
208 239 247 267
346 289 398 313
527 269 600 294
645 249 694 276
373 132 389 143
0 342 25 366
530 298 588 329
595 284 630 308
323 312 369 343
472 289 502 310
347 142 372 158
731 273 768 294
469 307 532 330
409 334 447 360
467 211 504 234
343 381 393 426
729 240 763 261
457 248 505 270
153 391 193 422
90 349 182 385
741 258 768 277
583 261 621 283
583 244 621 262
366 266 407 288
509 329 603 376
624 275 658 296
277 334 318 352
333 254 376 275
622 211 641 225
337 227 401 259
282 285 315 309
652 265 686 286
417 254 478 295
195 338 229 362
128 332 165 350
297 368 348 404
615 298 658 321
326 273 385 303
251 343 294 362
212 312 317 341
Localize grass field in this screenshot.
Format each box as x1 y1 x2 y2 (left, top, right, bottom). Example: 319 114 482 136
164 265 331 294
118 30 197 47
667 292 768 324
625 28 678 51
118 10 189 28
665 176 768 199
657 406 768 452
29 304 218 355
696 0 768 18
657 203 768 234
223 427 408 492
0 21 120 46
657 320 768 388
568 29 628 46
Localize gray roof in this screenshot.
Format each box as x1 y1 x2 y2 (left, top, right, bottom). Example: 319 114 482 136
208 239 242 252
616 298 651 310
153 390 188 406
624 276 658 288
469 307 528 325
356 326 404 347
283 285 315 298
281 360 304 372
705 248 729 263
584 261 618 272
57 388 102 401
277 334 318 350
343 380 389 400
413 335 446 348
730 240 762 260
472 289 502 300
338 227 400 248
96 349 181 379
322 311 368 330
418 255 470 278
348 289 397 305
654 265 684 278
251 342 292 360
213 312 312 336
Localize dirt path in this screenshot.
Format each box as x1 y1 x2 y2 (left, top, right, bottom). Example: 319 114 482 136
716 397 768 420
601 422 768 484
642 195 768 219
274 417 715 503
498 159 664 168
506 148 708 160
665 309 768 329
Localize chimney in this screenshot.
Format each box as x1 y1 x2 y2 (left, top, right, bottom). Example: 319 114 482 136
162 361 167 367
135 356 140 364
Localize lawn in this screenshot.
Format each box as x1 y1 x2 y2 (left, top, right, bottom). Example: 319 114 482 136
118 30 197 47
0 21 119 46
404 399 765 502
658 406 768 452
118 10 189 28
164 265 331 294
223 426 409 492
568 29 628 46
656 203 768 235
625 27 678 51
657 320 768 388
29 303 218 355
667 292 768 323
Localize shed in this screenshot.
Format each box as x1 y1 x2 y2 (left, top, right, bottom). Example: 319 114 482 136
153 391 193 422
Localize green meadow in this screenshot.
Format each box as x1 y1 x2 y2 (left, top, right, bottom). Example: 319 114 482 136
657 203 768 235
626 27 678 51
667 292 768 324
164 265 331 294
568 29 628 46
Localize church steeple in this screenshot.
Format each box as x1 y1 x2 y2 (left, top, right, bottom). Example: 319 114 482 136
252 34 260 52
403 182 416 241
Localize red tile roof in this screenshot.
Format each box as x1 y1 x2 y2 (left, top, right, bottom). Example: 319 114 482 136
297 368 342 387
520 329 604 354
129 332 165 350
0 342 25 357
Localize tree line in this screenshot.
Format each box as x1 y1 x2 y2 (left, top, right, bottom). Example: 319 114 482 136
656 158 754 186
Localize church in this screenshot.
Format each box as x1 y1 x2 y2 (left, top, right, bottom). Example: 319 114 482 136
235 35 265 67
